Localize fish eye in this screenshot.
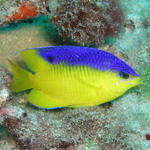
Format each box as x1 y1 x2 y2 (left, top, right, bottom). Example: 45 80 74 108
119 71 130 79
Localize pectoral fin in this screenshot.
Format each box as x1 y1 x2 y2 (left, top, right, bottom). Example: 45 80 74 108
74 75 102 98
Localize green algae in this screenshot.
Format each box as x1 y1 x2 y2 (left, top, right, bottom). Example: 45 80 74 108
137 64 150 98
85 138 98 150
0 126 9 139
0 0 5 3
0 16 60 44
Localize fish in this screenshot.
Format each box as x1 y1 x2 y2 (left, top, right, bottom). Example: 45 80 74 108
9 46 140 109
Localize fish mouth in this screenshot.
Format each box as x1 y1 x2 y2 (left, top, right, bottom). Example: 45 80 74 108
127 77 140 86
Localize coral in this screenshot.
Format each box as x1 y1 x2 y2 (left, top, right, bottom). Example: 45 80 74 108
112 0 150 97
0 108 15 115
5 1 38 23
0 0 48 26
51 0 123 46
145 134 150 140
0 104 132 150
0 89 9 106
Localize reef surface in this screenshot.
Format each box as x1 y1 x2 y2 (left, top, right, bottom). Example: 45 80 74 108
0 0 150 150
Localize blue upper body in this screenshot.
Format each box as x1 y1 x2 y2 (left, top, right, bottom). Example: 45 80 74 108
31 46 139 76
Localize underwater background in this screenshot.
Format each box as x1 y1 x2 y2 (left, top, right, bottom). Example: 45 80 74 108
0 0 150 149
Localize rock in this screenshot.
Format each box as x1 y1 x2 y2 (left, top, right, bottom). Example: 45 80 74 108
0 66 10 107
0 88 9 106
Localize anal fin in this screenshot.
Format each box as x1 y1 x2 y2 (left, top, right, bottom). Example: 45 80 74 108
28 89 65 109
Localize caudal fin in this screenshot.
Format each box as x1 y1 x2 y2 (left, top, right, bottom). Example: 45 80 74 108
8 60 33 92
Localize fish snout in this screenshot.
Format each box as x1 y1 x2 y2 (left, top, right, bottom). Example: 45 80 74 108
127 77 140 87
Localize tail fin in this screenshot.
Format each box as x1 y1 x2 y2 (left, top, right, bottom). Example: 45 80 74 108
8 60 33 92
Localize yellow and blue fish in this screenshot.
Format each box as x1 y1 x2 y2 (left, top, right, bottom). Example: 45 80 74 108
10 46 140 109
